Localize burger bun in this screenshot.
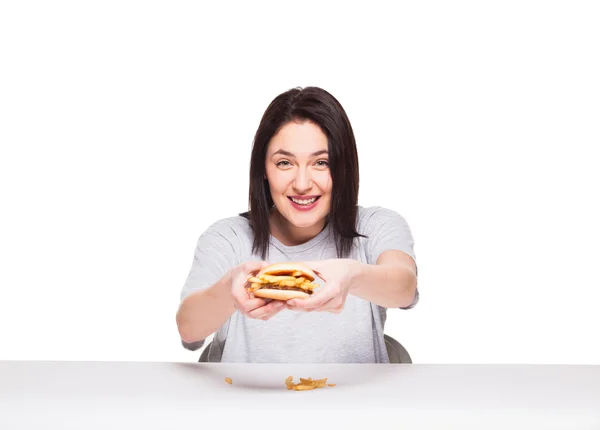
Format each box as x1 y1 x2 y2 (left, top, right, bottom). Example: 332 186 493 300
257 262 317 281
252 288 311 300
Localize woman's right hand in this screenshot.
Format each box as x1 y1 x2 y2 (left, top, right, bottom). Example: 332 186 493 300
229 261 287 321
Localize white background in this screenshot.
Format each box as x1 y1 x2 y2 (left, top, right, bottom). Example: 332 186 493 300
1 1 599 365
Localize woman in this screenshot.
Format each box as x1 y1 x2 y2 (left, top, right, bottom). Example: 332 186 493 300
176 86 419 363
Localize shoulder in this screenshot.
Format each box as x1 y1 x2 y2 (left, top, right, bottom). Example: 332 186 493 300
356 205 417 264
206 213 251 231
199 213 253 244
356 205 411 232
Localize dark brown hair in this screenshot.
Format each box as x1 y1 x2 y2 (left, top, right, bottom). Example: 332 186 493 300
240 86 364 260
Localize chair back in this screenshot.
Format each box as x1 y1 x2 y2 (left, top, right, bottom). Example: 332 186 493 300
384 334 412 363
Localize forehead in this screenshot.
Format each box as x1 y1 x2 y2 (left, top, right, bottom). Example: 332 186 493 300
267 121 328 155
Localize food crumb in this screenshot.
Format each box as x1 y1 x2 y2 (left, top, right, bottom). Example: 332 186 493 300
284 376 335 390
225 377 232 384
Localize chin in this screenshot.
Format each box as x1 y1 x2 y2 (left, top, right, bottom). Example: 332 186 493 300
273 198 330 229
287 212 327 229
289 219 318 229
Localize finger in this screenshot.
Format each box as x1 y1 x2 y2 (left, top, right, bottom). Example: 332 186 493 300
245 260 270 267
290 280 341 310
318 298 344 314
231 281 257 302
300 260 321 269
300 260 326 280
287 290 335 312
242 260 271 276
303 296 342 313
240 262 272 286
314 296 338 312
247 300 286 320
231 262 270 295
234 297 268 312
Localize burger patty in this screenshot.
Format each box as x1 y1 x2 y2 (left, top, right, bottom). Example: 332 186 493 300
259 285 314 294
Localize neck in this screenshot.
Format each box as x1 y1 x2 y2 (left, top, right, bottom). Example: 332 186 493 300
269 208 327 246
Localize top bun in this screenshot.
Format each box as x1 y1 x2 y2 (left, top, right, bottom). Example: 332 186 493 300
257 262 317 282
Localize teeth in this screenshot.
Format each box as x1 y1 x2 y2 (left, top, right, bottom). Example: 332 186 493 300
291 197 317 205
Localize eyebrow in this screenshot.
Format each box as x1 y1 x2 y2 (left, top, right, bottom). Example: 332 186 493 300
272 149 328 158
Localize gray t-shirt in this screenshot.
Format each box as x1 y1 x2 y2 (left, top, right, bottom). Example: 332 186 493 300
179 205 418 363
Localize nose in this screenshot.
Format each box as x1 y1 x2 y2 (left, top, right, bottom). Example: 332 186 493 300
293 167 313 193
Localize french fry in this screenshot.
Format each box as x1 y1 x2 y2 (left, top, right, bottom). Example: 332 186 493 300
262 275 296 283
293 384 317 391
285 376 294 390
285 376 334 391
225 377 232 384
313 378 327 388
246 264 319 298
279 280 297 287
297 281 316 291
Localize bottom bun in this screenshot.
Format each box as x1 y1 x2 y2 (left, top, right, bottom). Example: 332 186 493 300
252 289 310 300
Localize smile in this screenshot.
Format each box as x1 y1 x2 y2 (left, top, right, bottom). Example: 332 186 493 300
289 196 318 205
287 196 321 210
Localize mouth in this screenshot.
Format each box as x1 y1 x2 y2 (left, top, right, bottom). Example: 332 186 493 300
287 195 321 211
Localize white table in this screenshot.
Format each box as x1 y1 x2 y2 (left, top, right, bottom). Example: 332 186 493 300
1 360 599 429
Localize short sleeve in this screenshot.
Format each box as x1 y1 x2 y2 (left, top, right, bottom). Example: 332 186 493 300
180 220 240 302
360 206 419 309
179 220 240 351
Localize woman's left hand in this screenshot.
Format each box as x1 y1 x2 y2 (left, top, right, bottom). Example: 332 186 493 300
286 258 360 313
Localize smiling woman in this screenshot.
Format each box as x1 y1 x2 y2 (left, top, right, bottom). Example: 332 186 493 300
263 122 333 245
176 86 419 363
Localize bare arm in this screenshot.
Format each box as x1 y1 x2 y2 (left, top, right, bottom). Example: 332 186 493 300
349 250 418 309
176 261 285 344
286 251 418 313
176 270 236 344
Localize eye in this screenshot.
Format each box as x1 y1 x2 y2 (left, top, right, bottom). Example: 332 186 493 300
315 160 329 167
276 160 292 167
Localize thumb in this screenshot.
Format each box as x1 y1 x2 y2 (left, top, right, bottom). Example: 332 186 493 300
243 260 271 274
302 260 324 277
301 260 321 270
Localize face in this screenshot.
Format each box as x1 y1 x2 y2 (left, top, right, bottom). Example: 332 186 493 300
265 120 332 232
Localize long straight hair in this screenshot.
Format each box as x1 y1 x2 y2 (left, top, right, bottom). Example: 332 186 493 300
241 86 364 260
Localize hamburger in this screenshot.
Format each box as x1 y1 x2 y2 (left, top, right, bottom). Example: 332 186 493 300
246 262 319 300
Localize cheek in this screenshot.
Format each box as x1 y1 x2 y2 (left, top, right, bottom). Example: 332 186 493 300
316 174 333 194
265 171 288 195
